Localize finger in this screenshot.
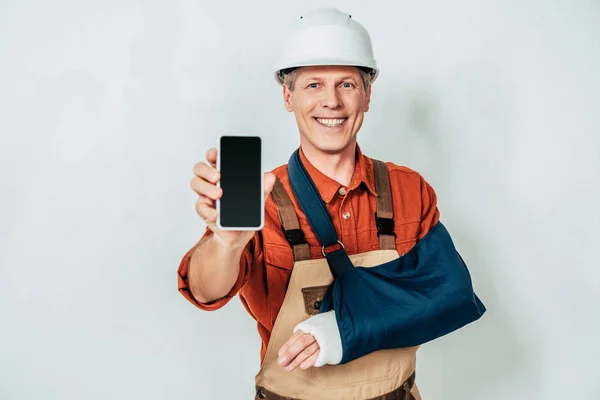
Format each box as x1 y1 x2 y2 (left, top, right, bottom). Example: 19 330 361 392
193 161 220 184
196 195 215 208
190 176 223 200
196 201 217 223
284 341 320 372
264 172 276 198
195 195 216 212
278 332 307 367
299 350 319 370
206 148 217 168
278 333 316 367
278 330 304 357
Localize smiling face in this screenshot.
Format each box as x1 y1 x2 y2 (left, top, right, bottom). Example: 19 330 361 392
283 65 372 155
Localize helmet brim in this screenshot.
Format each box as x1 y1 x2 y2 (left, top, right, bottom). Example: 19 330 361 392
274 59 379 85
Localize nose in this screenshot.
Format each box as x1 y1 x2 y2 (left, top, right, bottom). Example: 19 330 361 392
321 86 342 109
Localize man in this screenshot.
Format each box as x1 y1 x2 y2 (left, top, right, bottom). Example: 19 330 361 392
179 8 483 399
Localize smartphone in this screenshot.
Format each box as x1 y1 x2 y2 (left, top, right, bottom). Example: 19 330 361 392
216 136 264 231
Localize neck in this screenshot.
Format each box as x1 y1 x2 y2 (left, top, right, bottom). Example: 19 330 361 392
300 141 357 187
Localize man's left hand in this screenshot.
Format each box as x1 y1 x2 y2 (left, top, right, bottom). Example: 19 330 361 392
277 330 320 371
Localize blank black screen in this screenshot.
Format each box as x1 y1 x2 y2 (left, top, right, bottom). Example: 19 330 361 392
219 136 262 228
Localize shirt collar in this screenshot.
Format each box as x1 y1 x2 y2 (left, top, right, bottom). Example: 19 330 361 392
298 144 378 204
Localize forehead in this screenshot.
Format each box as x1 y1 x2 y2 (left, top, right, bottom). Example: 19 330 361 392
295 65 362 80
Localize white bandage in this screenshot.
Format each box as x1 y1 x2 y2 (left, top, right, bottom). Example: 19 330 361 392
293 310 343 367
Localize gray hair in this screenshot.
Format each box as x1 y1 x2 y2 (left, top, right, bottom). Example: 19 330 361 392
282 67 372 92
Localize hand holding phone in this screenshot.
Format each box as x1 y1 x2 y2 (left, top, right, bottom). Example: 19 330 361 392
191 137 275 247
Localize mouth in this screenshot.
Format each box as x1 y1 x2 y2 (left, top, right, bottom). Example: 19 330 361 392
313 117 348 128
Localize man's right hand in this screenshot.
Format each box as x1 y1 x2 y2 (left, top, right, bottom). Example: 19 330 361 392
190 148 276 249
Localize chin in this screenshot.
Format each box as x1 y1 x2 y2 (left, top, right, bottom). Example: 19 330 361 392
310 136 353 154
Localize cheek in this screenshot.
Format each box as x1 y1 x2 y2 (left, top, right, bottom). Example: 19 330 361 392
297 98 319 117
345 93 366 110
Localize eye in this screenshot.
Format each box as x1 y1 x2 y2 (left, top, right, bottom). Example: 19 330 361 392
342 82 355 88
307 83 319 89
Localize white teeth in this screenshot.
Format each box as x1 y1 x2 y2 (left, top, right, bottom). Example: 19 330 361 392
316 118 346 127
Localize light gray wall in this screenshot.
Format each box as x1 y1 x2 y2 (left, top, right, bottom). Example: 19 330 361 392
1 1 599 399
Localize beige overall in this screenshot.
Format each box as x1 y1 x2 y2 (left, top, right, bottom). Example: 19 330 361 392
254 160 422 400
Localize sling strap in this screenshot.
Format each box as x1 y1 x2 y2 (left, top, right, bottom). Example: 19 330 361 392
287 151 339 247
287 150 354 276
272 149 396 268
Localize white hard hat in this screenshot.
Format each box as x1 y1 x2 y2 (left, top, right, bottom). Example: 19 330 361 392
273 8 379 85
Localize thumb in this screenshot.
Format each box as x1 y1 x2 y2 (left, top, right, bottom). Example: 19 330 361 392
263 172 276 198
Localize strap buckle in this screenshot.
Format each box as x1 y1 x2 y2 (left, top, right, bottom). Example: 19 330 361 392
284 228 307 247
375 213 395 237
321 240 345 257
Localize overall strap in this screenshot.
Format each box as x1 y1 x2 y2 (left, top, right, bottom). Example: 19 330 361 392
287 149 354 277
371 159 396 250
270 179 311 262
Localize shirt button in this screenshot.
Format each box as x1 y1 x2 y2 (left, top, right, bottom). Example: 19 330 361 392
342 211 351 220
338 187 347 196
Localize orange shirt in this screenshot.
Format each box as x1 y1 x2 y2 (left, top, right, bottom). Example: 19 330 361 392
177 144 440 364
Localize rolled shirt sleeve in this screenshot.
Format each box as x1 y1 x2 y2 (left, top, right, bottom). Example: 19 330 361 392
177 227 257 311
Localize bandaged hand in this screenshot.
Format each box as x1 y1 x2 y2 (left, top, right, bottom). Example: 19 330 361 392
278 311 343 371
277 331 321 371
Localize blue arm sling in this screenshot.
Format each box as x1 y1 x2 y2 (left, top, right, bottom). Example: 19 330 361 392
287 149 486 364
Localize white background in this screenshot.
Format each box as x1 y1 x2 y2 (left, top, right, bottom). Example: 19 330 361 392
1 1 599 399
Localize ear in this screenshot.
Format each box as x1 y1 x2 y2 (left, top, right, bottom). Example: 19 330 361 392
283 84 294 112
363 84 372 112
